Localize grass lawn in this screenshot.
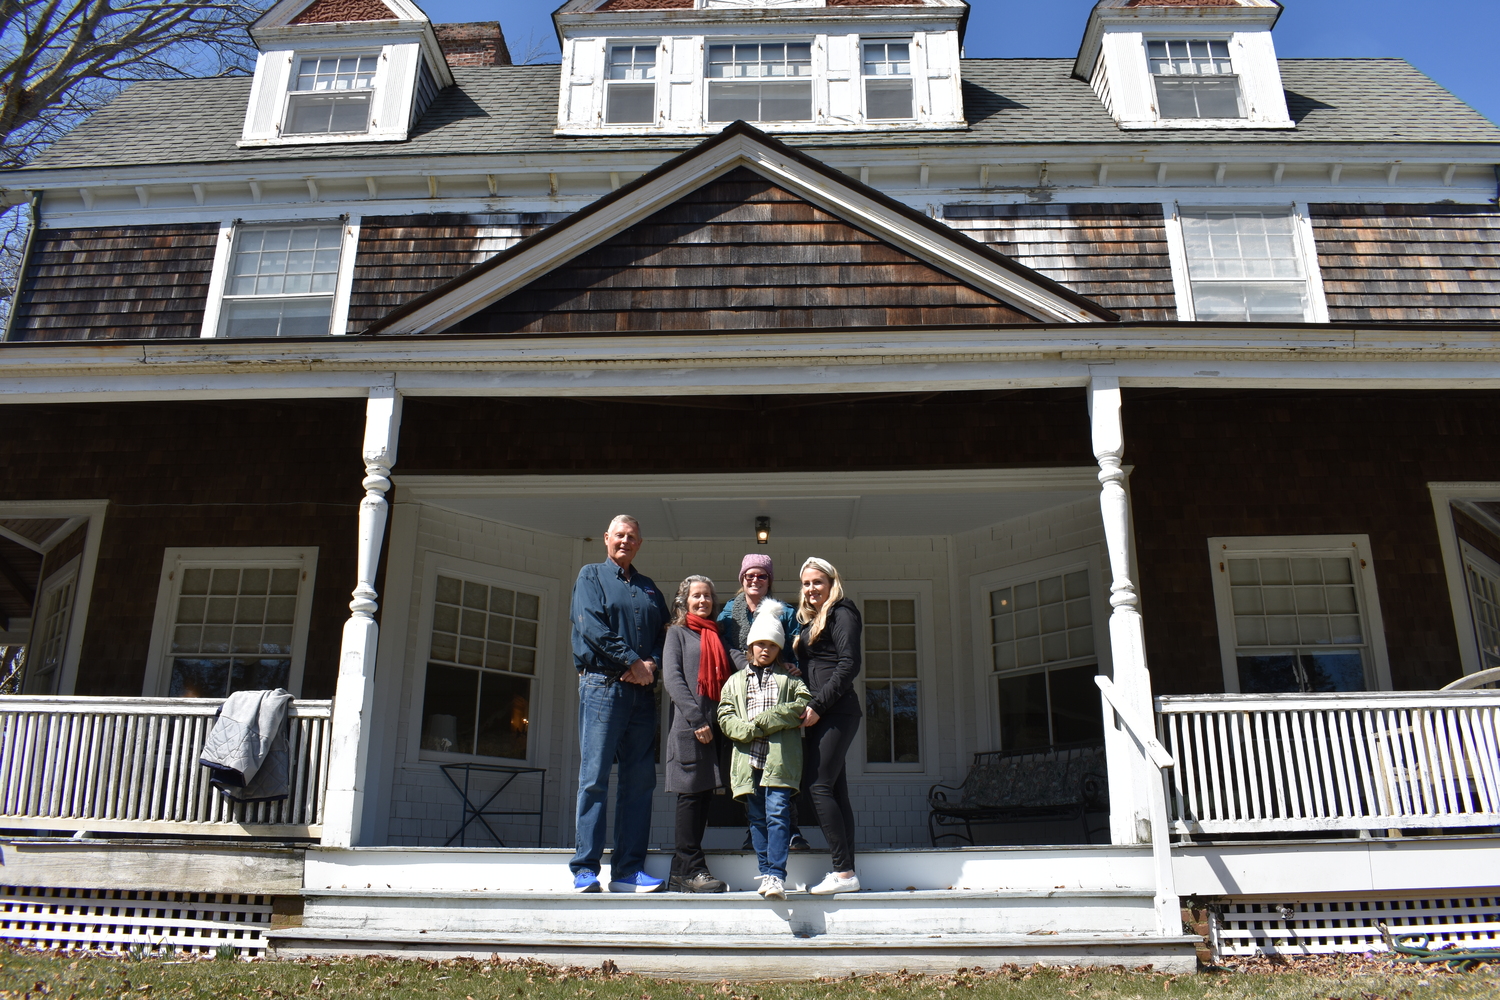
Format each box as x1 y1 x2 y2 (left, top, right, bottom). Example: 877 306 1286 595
2 949 1497 1000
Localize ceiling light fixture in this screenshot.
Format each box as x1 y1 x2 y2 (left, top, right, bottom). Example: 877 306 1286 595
755 516 770 545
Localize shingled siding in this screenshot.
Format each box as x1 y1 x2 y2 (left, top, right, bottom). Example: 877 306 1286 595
346 213 561 334
1125 389 1500 696
1309 204 1500 322
10 224 219 341
449 168 1036 335
0 400 366 698
944 204 1177 322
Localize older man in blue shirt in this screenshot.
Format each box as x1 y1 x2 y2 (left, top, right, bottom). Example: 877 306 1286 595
569 514 670 893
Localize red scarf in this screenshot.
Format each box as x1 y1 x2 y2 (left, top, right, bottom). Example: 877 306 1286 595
687 615 733 701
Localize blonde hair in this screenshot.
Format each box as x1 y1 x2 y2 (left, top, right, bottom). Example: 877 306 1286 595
795 556 845 649
671 575 716 627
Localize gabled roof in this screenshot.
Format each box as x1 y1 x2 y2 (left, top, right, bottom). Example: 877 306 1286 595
16 59 1498 175
253 0 429 32
365 122 1117 335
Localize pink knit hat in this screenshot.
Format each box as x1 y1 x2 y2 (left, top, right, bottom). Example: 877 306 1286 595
739 554 774 582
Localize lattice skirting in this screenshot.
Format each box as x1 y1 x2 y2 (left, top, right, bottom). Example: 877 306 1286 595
0 886 272 958
1212 890 1500 959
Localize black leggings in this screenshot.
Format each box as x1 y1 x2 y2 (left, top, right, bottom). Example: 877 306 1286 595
673 789 712 877
802 712 860 873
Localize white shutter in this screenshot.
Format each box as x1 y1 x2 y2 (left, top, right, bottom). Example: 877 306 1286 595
666 36 701 127
241 49 294 142
825 33 858 123
370 43 417 140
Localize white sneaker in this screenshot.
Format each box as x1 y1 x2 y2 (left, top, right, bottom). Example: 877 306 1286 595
760 876 786 901
808 872 861 895
754 874 771 897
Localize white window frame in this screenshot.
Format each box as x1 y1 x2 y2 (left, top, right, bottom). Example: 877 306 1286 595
1429 484 1500 677
844 580 935 775
281 51 382 138
860 37 915 122
0 500 108 696
1460 541 1500 672
969 551 1113 754
1145 37 1243 121
24 557 80 696
142 547 319 698
1163 202 1328 324
1207 534 1392 694
705 37 817 124
405 553 559 768
603 41 661 127
200 217 360 339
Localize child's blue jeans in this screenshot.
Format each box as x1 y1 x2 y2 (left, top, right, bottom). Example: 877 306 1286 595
746 767 793 880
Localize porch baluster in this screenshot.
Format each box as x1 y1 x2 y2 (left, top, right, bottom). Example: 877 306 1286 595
322 384 403 848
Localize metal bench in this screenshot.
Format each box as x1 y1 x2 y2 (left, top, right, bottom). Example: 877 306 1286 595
927 741 1109 847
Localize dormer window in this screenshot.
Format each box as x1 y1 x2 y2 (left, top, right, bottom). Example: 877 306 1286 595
606 45 659 125
863 40 913 120
707 42 813 122
1147 40 1243 120
284 54 379 135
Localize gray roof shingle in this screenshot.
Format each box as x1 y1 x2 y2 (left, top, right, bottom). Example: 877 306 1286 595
18 57 1500 174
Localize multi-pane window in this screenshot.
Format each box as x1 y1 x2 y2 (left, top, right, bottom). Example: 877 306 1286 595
24 569 76 695
707 42 813 122
420 576 540 761
167 566 303 698
1461 543 1500 671
989 570 1102 752
1147 39 1242 119
606 45 658 125
1181 210 1311 323
863 40 913 120
220 226 343 338
284 54 378 135
863 598 920 765
1224 555 1371 693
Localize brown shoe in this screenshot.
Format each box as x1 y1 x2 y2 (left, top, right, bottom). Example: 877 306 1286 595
679 870 727 893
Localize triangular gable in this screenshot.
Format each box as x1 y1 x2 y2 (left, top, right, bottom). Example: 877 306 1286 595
291 0 400 25
254 0 428 32
366 123 1117 336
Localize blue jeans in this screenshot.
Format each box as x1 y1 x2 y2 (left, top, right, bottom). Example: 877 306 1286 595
746 768 793 880
571 671 659 878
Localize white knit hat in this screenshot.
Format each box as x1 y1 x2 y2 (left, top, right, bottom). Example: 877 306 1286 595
746 599 787 651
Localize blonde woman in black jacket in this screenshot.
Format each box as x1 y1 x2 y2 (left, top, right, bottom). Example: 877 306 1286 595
793 556 863 895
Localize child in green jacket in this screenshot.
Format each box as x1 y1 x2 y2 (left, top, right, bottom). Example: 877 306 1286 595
716 607 811 900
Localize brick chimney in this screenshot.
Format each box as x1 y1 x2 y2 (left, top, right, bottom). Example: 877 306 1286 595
434 22 512 67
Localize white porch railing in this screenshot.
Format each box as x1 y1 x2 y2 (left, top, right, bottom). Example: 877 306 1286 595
1157 691 1500 837
0 696 332 838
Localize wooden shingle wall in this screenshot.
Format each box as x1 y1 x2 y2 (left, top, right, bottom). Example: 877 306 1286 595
450 168 1036 335
944 204 1177 322
1309 204 1500 322
10 224 219 341
346 214 560 334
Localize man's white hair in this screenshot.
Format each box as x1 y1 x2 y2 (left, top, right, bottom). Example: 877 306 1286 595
607 514 642 535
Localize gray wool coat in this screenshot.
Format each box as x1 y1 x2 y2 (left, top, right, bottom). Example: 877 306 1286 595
662 624 733 795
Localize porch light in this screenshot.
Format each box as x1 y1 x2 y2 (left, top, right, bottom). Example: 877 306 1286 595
756 516 771 545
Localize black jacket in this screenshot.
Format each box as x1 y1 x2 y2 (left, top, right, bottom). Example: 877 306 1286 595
796 597 863 718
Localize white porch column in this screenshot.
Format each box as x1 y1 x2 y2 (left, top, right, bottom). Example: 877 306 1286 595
1088 375 1157 846
322 385 403 848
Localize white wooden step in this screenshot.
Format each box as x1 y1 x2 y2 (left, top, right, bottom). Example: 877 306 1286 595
269 925 1200 978
297 886 1162 938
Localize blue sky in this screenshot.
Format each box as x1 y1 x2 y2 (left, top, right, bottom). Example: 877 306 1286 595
419 0 1500 125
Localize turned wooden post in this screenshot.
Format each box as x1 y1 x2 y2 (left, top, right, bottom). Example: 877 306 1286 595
322 385 402 848
1088 375 1158 847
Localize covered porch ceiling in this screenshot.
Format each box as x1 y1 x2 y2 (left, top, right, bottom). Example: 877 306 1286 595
397 468 1102 540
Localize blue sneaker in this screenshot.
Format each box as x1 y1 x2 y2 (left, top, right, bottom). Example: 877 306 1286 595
608 870 665 893
574 870 602 893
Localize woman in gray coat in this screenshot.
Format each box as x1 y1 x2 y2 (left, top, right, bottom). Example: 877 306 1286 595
663 574 732 893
